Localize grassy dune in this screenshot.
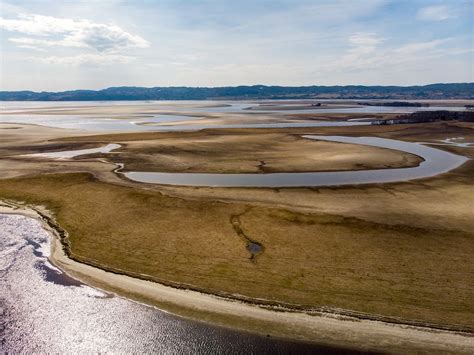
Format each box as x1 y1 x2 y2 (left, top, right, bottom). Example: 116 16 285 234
0 172 472 329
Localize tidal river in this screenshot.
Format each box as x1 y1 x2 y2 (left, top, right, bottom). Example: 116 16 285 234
0 213 356 353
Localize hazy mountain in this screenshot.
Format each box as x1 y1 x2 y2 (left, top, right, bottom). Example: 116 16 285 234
1 83 472 101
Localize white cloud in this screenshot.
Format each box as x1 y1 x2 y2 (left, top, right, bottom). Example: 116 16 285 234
328 32 384 70
349 32 383 48
321 33 456 73
348 32 383 56
393 39 451 55
37 54 135 66
9 37 84 48
0 14 149 52
16 44 46 52
417 5 456 21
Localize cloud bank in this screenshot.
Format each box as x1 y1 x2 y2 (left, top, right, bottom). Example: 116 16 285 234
416 5 457 21
0 13 149 65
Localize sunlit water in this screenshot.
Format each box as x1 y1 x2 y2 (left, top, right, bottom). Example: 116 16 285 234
0 213 354 353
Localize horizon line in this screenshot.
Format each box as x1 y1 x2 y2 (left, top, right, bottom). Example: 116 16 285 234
1 82 473 93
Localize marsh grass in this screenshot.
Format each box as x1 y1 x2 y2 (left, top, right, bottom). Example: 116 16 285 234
0 172 472 329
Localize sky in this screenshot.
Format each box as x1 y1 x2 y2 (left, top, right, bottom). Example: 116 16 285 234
0 0 472 91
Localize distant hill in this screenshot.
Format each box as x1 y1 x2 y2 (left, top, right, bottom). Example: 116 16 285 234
1 83 473 101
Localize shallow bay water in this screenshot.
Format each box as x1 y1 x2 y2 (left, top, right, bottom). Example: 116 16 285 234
0 112 369 131
0 100 466 132
0 213 355 353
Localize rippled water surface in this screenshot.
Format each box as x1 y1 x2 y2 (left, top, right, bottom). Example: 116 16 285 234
0 213 353 353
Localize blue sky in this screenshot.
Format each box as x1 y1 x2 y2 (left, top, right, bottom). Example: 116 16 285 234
0 0 472 90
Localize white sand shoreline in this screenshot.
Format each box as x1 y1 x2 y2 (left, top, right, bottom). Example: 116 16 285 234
1 201 473 353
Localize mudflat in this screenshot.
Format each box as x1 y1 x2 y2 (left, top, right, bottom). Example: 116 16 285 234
75 130 422 173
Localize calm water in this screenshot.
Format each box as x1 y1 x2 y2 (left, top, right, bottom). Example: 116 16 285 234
0 113 369 132
26 143 121 159
0 100 466 132
0 113 204 132
0 213 359 354
123 136 468 187
1 100 467 114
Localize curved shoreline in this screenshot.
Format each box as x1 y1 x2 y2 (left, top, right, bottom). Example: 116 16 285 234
1 200 473 353
121 136 469 187
23 134 467 188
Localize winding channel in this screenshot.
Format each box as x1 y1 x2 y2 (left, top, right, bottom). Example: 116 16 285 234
24 135 469 187
122 136 469 187
22 135 469 188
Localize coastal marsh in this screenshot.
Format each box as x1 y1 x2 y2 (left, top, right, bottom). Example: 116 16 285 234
1 102 473 348
0 170 472 329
